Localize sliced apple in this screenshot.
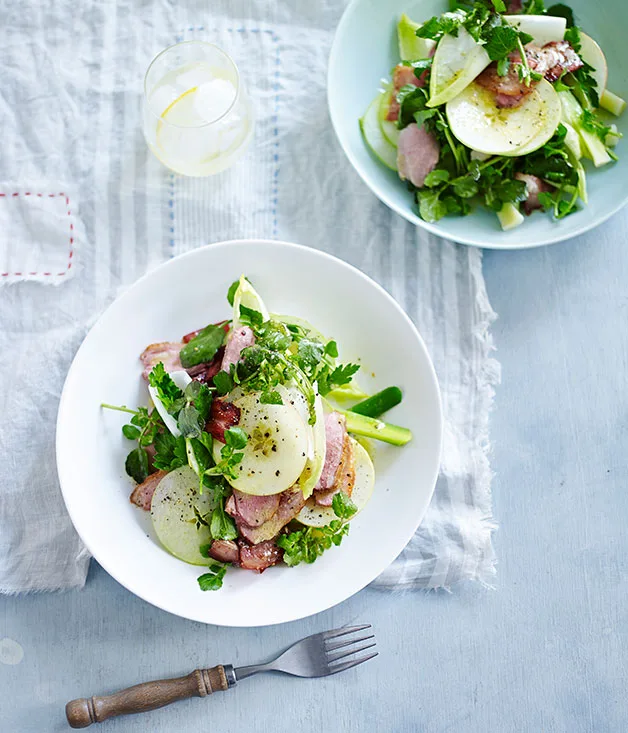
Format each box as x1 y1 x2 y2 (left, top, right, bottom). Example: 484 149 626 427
398 13 436 61
378 83 401 147
447 79 561 156
578 32 608 98
428 27 491 108
360 92 398 170
504 15 566 46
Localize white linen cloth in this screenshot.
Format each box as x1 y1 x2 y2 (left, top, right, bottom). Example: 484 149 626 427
0 0 499 594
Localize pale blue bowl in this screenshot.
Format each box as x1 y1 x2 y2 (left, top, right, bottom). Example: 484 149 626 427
328 0 628 249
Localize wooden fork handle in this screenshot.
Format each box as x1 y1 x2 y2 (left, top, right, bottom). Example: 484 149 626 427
65 666 229 728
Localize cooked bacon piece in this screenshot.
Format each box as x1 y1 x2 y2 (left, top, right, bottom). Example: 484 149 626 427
230 490 280 528
234 488 306 544
316 413 346 491
515 173 551 214
397 123 441 188
239 540 282 572
387 64 427 122
140 342 183 379
221 326 255 372
315 433 356 507
527 41 583 83
129 469 167 511
205 399 241 442
208 539 240 564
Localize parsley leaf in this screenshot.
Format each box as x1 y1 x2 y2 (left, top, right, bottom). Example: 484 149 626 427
484 25 520 62
260 389 283 405
152 431 187 471
179 324 226 369
148 363 186 415
197 562 227 591
213 370 234 395
331 492 358 520
297 339 325 372
581 109 611 143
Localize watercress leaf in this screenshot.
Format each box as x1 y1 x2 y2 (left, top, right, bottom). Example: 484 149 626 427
224 426 248 450
297 339 325 371
523 0 545 13
417 189 448 223
332 492 358 520
547 3 575 27
199 543 211 558
414 108 439 129
179 325 226 369
491 0 507 13
423 169 450 187
497 57 510 76
581 109 611 142
213 370 234 396
148 362 186 415
122 424 141 441
197 562 227 591
226 280 240 306
415 16 443 40
238 304 264 328
537 191 555 210
178 405 203 438
324 340 339 358
397 85 429 129
453 176 479 198
125 447 149 484
260 390 283 405
152 431 187 471
210 503 238 541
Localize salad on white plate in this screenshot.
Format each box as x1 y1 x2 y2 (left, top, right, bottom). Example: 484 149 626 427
361 0 625 230
102 277 411 591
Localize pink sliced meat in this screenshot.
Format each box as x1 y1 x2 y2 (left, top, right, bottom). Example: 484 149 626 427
220 326 255 372
527 41 583 83
315 433 356 507
239 540 282 572
515 173 551 215
129 469 167 511
234 488 306 545
506 0 522 11
205 399 241 442
140 343 183 380
397 123 440 189
208 539 240 564
231 490 280 528
387 64 426 122
316 413 347 491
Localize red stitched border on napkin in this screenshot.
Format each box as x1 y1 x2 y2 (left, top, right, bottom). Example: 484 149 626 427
0 192 74 277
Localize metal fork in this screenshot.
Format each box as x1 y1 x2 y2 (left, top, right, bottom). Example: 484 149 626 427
66 624 377 728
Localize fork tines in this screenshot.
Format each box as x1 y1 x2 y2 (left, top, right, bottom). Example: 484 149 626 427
323 624 378 674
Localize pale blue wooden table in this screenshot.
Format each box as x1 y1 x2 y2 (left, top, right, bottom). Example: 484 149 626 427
2 212 628 732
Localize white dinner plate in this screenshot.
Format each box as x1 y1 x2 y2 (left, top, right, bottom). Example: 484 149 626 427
57 240 442 626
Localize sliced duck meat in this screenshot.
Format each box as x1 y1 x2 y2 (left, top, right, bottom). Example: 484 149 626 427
239 540 282 572
233 488 306 545
476 55 532 109
205 399 241 442
387 64 426 122
208 539 240 565
187 347 225 384
526 41 583 83
397 123 440 188
316 413 347 491
230 490 280 528
315 434 356 507
515 173 551 214
506 0 523 11
221 326 255 372
129 469 167 511
140 342 183 380
478 42 583 109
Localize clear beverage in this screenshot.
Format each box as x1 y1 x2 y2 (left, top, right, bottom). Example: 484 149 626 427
142 41 254 176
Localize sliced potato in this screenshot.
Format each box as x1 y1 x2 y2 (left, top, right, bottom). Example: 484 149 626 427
296 440 375 527
447 79 561 156
213 392 309 495
150 466 214 565
428 27 491 108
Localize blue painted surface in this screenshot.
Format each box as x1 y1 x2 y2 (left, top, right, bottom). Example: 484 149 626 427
2 210 628 732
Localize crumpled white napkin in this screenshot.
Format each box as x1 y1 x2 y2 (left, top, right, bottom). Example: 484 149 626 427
0 0 498 594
